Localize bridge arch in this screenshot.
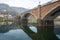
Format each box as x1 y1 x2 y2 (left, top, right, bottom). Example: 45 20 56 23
43 6 60 20
21 13 37 23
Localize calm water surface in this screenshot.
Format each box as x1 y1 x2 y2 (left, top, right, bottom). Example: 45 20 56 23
0 23 60 40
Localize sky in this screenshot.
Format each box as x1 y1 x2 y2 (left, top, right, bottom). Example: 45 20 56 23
0 0 57 9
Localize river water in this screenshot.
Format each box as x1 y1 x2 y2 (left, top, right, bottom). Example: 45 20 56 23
0 22 60 40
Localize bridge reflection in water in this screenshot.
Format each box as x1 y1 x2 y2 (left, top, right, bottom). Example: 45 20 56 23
18 20 59 40
0 20 60 40
17 7 60 40
17 1 60 40
17 4 60 40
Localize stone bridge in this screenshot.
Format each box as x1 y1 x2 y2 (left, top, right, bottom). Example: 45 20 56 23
18 0 60 21
17 0 60 40
17 0 60 27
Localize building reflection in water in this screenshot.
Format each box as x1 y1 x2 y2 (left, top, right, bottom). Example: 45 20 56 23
0 23 20 33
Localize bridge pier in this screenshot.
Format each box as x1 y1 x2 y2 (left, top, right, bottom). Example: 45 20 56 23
37 20 54 27
37 20 59 40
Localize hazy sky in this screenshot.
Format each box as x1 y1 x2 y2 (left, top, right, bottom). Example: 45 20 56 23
0 0 53 9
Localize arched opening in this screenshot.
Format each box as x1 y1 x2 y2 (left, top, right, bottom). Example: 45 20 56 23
21 13 37 33
43 6 60 20
22 13 37 24
43 6 60 39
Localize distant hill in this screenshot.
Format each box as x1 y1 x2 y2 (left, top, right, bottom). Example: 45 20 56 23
0 3 28 16
11 7 28 13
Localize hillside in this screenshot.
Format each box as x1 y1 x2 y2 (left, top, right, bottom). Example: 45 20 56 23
0 3 28 16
